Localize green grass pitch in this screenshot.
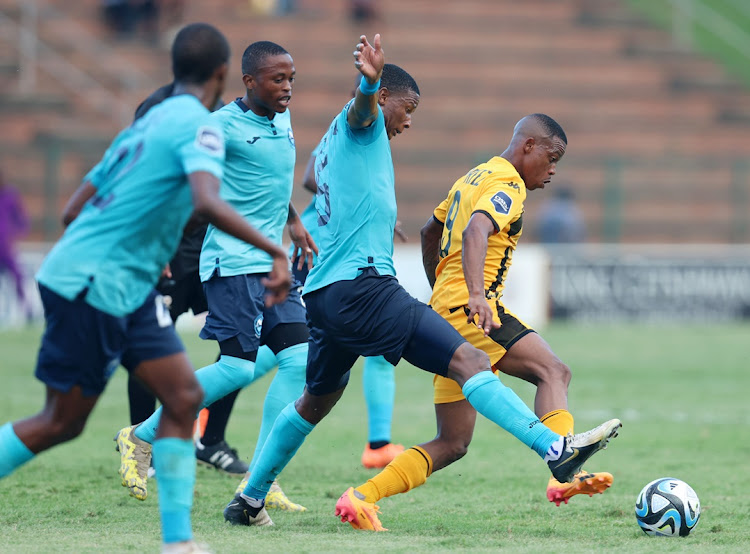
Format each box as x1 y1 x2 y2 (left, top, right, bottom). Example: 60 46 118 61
0 323 748 552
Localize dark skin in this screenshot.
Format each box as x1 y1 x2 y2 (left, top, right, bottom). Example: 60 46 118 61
283 35 494 429
239 52 317 270
417 115 570 471
16 62 292 454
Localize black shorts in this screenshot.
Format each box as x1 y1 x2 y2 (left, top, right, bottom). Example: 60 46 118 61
200 274 307 354
35 285 184 396
303 268 466 395
157 271 208 320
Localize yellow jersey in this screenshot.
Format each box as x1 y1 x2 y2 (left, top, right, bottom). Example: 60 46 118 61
431 156 526 311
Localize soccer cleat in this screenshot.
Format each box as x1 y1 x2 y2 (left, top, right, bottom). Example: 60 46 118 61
223 493 274 527
547 419 621 484
234 472 250 496
546 471 614 506
361 443 405 469
195 439 248 476
115 425 152 501
266 479 307 512
161 540 212 554
334 487 387 531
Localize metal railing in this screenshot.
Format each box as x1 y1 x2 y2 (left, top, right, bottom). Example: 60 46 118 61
1 0 153 125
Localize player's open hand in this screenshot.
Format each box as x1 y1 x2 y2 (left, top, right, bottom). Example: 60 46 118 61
288 219 318 270
394 220 408 243
262 254 292 307
353 34 384 84
467 294 500 337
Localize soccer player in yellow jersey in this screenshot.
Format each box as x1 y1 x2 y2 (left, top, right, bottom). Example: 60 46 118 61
342 114 614 529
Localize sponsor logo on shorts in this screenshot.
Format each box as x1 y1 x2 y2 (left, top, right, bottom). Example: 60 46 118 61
491 191 513 215
254 315 263 338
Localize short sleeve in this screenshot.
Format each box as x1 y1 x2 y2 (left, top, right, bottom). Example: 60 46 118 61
433 194 451 224
177 115 225 180
472 177 524 232
342 100 386 146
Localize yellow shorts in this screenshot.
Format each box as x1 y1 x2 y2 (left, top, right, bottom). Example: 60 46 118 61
432 301 533 404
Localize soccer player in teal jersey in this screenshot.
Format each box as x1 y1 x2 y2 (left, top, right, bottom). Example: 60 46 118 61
117 41 313 513
223 34 621 529
0 24 291 553
294 139 406 469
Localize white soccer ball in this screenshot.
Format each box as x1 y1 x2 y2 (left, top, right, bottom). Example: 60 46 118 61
635 477 700 537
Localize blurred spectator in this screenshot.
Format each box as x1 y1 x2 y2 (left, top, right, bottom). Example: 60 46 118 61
0 169 30 316
535 186 586 243
101 0 159 42
351 0 377 23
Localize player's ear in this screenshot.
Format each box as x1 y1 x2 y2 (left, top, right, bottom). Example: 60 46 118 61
377 87 389 106
242 73 255 90
524 137 535 153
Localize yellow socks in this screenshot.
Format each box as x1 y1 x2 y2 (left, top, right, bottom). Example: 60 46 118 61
355 446 433 503
540 409 574 437
541 409 574 485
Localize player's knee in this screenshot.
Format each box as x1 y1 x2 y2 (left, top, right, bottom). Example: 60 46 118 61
448 344 491 386
163 381 203 420
44 413 88 443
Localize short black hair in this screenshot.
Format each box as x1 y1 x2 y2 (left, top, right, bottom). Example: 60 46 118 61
380 63 420 96
242 41 289 75
171 23 230 85
530 113 567 145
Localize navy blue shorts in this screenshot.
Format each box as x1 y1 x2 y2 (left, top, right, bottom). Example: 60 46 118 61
303 268 467 395
200 274 307 354
35 285 184 397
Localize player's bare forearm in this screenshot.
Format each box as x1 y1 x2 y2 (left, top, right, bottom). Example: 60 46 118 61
462 215 494 299
62 182 97 226
302 153 317 194
347 34 383 130
421 216 443 288
287 202 300 224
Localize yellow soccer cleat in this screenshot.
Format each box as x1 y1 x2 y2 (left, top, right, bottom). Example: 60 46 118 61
547 471 614 507
234 472 250 496
115 425 152 501
334 487 387 531
265 480 307 512
361 443 404 469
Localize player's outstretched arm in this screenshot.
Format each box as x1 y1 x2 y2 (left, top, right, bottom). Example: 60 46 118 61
61 182 97 226
189 171 291 306
462 214 501 336
420 216 444 288
347 34 384 130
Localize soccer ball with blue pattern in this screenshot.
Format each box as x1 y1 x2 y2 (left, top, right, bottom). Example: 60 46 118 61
635 477 700 537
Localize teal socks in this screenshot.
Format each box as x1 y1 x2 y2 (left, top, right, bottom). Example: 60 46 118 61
0 422 34 478
244 402 314 500
153 438 194 544
462 371 560 457
135 355 255 443
248 343 307 472
362 356 395 444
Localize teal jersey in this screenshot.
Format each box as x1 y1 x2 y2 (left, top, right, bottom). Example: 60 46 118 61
37 94 224 317
200 100 296 281
304 102 396 294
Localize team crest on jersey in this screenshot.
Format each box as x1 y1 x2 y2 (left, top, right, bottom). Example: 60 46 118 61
254 315 263 338
491 191 513 215
287 128 295 147
195 126 224 155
